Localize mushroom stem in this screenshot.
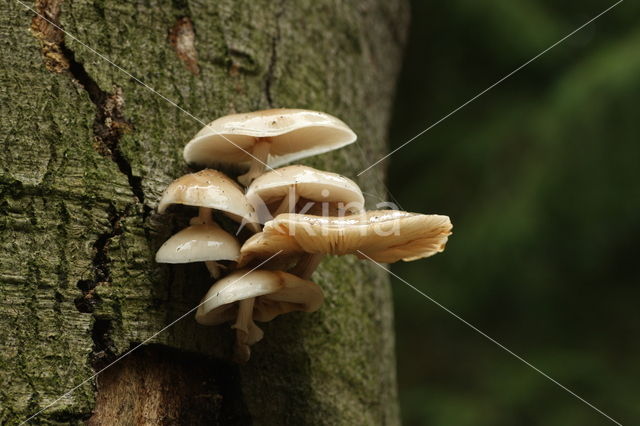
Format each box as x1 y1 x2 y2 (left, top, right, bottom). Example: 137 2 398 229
231 297 261 363
273 187 300 217
190 207 214 225
292 253 324 280
205 261 222 279
238 139 271 186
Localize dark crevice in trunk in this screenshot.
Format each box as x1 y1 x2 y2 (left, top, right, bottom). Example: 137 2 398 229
61 45 146 209
90 318 117 369
264 35 277 106
31 0 144 373
264 1 284 107
29 3 252 423
31 0 148 213
74 204 122 366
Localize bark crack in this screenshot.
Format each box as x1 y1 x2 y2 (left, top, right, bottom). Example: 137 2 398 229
31 0 139 369
74 205 121 314
31 0 145 206
264 1 285 107
75 204 122 367
65 58 144 206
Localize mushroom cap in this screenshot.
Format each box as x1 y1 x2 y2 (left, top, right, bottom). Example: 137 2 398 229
157 169 258 226
183 109 357 168
246 165 365 222
240 210 452 264
155 223 240 264
237 232 302 268
195 269 324 326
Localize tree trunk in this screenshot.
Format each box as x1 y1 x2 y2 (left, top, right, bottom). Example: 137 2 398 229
0 0 408 424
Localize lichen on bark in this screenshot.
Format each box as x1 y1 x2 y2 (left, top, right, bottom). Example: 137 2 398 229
0 0 408 424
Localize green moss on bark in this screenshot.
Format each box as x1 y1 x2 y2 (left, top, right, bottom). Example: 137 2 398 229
0 0 408 423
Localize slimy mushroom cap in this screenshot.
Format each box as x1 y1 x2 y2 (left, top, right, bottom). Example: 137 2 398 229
157 169 258 227
183 109 357 168
155 223 240 264
237 232 302 268
240 210 453 264
246 165 365 222
195 269 323 326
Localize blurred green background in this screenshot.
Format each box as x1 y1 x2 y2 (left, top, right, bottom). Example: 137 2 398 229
386 1 640 425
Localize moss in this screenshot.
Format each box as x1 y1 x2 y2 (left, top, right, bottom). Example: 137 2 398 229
1 0 408 423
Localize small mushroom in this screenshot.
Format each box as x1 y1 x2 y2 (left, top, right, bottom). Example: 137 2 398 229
155 223 240 278
158 169 260 232
239 210 452 278
195 269 323 362
245 165 365 223
183 109 357 186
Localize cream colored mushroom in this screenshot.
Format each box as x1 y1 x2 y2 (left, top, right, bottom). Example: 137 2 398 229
239 210 453 278
157 169 260 232
155 223 240 278
246 165 365 223
195 269 323 362
183 109 357 186
237 232 303 271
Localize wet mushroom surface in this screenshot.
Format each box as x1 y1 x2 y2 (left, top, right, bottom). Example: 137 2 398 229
195 269 324 362
240 210 452 278
183 109 357 185
155 223 240 278
155 108 452 362
246 165 365 223
158 168 259 232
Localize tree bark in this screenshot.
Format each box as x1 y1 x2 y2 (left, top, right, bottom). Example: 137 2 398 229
0 0 408 424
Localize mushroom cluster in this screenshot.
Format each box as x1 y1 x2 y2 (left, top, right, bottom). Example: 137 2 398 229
156 109 452 362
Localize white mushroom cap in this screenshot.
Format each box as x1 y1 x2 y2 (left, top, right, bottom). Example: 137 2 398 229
157 169 258 227
155 223 240 264
195 269 324 326
239 210 452 265
237 232 302 270
183 109 357 168
246 165 365 222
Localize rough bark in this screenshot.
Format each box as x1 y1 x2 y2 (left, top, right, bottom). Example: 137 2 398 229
0 0 408 424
